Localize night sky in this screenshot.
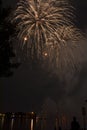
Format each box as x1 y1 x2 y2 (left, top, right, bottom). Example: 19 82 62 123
1 0 87 125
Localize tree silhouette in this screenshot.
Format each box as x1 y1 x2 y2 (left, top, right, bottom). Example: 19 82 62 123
0 6 20 77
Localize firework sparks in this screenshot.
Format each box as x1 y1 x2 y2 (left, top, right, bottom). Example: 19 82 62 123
11 0 86 78
43 26 85 78
12 0 74 58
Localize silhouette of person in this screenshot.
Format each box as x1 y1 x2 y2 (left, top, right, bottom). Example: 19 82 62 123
54 125 62 130
59 126 62 130
71 116 80 130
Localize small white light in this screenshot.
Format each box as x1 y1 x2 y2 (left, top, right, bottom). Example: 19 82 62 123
24 37 28 41
44 52 48 56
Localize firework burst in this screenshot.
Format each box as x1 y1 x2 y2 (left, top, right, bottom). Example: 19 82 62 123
12 0 74 58
11 0 86 78
42 25 85 78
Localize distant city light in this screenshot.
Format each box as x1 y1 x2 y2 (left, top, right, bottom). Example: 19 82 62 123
31 112 34 114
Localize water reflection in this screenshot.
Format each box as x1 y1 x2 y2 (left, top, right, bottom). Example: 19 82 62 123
0 112 36 130
0 114 5 130
0 112 61 130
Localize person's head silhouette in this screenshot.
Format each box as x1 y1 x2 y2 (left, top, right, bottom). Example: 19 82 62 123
71 116 80 130
73 116 76 121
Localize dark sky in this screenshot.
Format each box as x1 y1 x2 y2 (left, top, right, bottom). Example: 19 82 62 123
1 0 87 125
2 0 17 7
72 0 87 29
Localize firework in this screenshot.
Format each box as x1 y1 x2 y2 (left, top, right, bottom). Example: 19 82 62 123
11 0 86 78
12 0 74 58
42 26 85 77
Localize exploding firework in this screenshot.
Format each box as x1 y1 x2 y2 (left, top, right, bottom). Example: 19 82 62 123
11 0 86 78
12 0 74 58
42 25 85 78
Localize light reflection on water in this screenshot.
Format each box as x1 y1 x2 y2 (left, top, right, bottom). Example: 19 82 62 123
31 119 33 130
0 114 5 130
0 113 60 130
11 113 15 130
1 116 5 129
0 113 36 130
